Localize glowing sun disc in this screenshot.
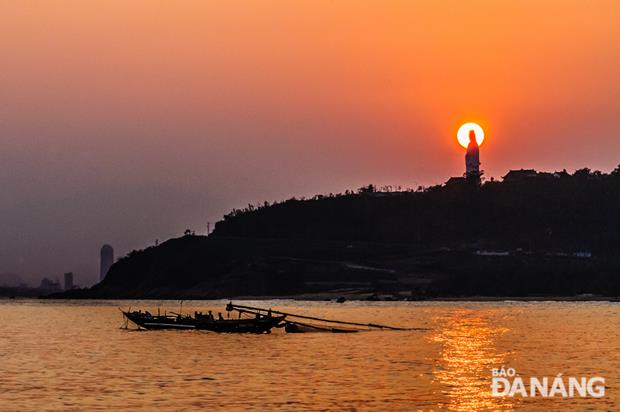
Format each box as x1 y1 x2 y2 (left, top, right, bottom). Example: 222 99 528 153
457 122 484 149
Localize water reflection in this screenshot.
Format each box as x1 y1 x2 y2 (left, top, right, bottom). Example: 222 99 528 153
1 301 617 411
431 308 514 411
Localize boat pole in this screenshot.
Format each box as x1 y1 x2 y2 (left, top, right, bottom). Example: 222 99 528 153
227 303 417 331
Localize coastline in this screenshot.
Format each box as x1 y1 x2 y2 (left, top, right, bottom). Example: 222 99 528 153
209 295 619 302
15 293 619 302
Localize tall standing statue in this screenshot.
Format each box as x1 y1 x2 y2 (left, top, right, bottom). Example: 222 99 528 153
465 130 481 183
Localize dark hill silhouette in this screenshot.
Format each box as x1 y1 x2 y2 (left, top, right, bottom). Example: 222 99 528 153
213 167 620 253
53 167 620 299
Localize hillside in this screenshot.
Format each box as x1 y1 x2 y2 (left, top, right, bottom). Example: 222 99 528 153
54 167 620 299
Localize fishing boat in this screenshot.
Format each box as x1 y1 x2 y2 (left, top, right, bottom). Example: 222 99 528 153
122 309 285 333
121 302 416 334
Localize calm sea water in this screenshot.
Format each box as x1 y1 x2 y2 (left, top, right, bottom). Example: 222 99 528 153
0 300 617 411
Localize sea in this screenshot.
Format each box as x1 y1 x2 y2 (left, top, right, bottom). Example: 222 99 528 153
0 300 618 411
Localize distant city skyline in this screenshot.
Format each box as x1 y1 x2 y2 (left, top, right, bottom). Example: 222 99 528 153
1 1 619 285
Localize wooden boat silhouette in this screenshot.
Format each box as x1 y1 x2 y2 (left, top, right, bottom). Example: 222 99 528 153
121 302 415 334
122 310 285 333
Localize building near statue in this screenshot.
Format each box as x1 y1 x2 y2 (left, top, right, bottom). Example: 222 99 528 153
100 244 114 281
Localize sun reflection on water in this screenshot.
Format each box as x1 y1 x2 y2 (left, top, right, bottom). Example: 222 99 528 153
431 309 514 411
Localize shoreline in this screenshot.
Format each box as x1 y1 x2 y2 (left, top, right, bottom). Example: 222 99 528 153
224 295 619 302
3 294 618 302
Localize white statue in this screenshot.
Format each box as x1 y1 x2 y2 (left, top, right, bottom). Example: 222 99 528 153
465 130 480 180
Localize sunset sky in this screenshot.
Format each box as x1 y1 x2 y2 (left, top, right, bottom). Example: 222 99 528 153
1 1 619 285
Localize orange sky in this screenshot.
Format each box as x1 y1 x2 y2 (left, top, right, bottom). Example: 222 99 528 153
0 1 619 283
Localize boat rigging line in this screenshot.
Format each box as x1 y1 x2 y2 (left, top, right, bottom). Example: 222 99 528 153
226 302 423 331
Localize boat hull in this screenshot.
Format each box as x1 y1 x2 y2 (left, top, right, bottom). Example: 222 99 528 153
123 311 285 333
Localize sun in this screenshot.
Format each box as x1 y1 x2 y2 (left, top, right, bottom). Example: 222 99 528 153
457 122 484 149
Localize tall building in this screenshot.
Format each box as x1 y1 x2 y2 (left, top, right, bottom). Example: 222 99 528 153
64 272 74 290
100 244 114 281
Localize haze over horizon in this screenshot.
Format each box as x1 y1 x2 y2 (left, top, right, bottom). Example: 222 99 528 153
1 1 619 286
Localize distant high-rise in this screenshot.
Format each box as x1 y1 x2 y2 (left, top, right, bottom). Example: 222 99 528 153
64 272 74 290
100 244 114 281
